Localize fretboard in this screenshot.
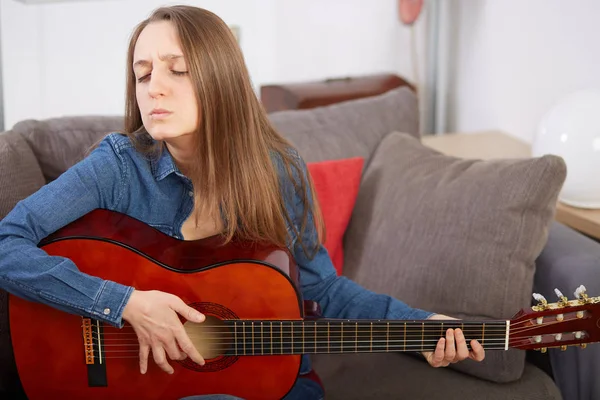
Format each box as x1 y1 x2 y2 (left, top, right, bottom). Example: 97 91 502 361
219 319 508 356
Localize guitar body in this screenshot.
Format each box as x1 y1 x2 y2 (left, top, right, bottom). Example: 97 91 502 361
8 209 304 400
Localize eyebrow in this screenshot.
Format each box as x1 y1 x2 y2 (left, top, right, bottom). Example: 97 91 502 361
133 54 184 69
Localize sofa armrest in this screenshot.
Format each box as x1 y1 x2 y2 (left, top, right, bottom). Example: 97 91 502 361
533 221 600 400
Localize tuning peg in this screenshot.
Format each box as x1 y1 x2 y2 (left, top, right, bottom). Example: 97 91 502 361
560 345 568 351
540 347 547 353
581 343 587 349
574 285 590 303
554 288 569 305
532 293 548 310
533 293 546 302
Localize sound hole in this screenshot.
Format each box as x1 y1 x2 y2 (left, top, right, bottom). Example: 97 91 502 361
178 302 239 372
184 316 232 360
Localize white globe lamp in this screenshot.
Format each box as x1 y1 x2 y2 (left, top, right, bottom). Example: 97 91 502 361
532 90 600 209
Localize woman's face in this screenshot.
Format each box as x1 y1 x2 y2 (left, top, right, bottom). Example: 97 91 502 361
132 21 199 143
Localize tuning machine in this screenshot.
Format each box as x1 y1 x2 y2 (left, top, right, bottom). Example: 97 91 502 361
532 293 548 311
554 288 569 307
574 285 590 304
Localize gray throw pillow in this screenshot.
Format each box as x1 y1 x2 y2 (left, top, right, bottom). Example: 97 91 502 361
343 131 567 382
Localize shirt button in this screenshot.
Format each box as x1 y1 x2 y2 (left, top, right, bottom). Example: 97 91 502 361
103 308 111 315
188 191 194 197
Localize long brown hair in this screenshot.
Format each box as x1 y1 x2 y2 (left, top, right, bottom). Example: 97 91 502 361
124 5 324 257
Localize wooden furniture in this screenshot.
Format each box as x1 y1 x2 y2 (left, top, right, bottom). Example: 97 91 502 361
422 131 600 241
260 73 414 113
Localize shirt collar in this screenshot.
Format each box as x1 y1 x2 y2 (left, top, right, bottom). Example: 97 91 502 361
150 146 187 182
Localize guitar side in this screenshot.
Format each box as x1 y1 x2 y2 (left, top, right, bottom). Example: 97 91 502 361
8 210 304 400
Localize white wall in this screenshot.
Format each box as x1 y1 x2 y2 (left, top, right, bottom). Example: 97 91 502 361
0 0 430 130
446 0 600 143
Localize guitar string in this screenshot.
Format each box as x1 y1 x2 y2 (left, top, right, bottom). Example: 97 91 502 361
85 338 510 347
81 342 509 354
92 317 547 333
91 322 548 336
90 329 511 339
96 323 511 334
95 346 512 359
83 320 576 339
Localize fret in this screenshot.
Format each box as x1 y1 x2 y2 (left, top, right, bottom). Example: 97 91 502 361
302 322 305 354
270 322 273 355
234 321 238 356
404 322 406 352
441 322 444 339
327 322 330 353
386 322 389 352
421 322 424 352
482 322 485 346
251 322 255 355
314 321 318 354
291 321 294 354
370 322 373 352
340 322 344 353
355 322 358 353
243 322 246 356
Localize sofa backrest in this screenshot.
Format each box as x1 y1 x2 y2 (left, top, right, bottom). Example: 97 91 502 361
0 87 419 219
269 86 419 164
11 116 125 183
0 131 46 219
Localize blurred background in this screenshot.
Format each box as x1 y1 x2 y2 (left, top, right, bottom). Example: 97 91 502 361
1 0 599 142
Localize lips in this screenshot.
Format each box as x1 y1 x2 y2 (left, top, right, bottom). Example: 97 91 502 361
150 108 172 120
150 108 171 115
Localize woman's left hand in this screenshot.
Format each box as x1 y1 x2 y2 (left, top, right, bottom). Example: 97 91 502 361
422 314 486 368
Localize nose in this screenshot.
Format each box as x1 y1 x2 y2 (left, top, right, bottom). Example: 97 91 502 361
148 71 168 98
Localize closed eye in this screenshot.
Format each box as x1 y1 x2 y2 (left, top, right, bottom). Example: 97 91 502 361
136 71 187 83
137 74 150 83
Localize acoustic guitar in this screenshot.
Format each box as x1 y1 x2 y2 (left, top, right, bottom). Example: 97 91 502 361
8 209 600 400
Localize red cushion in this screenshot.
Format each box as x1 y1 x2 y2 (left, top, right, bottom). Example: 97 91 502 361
307 157 364 275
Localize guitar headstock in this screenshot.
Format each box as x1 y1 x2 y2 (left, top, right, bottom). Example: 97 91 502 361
510 285 600 352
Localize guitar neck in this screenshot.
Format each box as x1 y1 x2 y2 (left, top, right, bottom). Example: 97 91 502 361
221 319 509 356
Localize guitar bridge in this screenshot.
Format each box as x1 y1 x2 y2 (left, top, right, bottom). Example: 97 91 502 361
81 317 107 387
82 318 94 364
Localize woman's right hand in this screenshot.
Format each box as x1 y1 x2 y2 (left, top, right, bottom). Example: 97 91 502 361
122 289 206 374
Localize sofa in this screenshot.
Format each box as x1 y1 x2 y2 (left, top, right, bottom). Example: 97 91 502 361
1 86 599 400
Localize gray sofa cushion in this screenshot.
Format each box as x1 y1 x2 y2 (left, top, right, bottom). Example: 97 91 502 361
12 116 124 182
0 131 45 220
269 86 419 164
343 132 567 382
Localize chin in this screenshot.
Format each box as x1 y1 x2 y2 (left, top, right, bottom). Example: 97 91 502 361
145 124 194 142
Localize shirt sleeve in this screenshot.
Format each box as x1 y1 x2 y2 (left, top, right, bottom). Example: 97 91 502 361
0 134 134 327
282 149 433 321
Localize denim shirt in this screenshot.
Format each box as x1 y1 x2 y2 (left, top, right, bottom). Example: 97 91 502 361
0 133 432 374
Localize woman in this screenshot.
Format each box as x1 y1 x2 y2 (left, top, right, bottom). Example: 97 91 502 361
0 5 484 400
